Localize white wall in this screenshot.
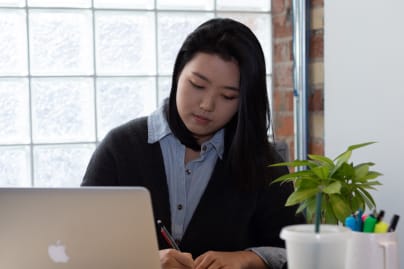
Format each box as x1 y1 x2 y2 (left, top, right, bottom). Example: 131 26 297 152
324 0 404 267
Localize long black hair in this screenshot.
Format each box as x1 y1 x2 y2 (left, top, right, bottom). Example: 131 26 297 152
166 18 277 190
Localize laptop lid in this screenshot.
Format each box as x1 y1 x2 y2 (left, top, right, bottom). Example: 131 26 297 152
0 187 161 269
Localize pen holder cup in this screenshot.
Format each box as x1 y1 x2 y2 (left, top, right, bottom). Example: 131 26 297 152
346 231 399 269
280 224 351 269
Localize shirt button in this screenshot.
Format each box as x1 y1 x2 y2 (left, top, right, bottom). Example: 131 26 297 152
177 204 183 210
185 169 191 175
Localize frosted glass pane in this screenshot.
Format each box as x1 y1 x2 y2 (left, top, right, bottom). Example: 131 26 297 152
29 10 93 75
158 12 213 75
0 146 31 187
0 10 28 75
157 0 213 10
217 0 270 11
96 77 156 140
28 0 91 7
217 13 272 73
31 78 95 143
158 76 171 106
94 0 153 9
0 0 25 7
267 75 272 108
0 79 30 144
95 11 155 75
97 78 156 140
33 144 95 187
267 75 272 95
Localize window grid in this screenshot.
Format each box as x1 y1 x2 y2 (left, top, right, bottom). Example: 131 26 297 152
0 1 272 187
25 3 34 186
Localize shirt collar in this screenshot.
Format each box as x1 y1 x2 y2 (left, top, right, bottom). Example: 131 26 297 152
147 104 225 159
147 104 171 143
202 129 224 159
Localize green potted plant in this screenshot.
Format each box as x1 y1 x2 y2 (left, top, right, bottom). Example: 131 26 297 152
271 141 382 224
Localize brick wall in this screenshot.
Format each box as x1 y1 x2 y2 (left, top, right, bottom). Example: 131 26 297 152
272 0 324 159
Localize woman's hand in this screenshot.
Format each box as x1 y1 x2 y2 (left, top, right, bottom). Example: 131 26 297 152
194 250 267 269
159 248 194 269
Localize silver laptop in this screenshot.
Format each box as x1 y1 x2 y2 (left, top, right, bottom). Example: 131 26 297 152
0 187 161 269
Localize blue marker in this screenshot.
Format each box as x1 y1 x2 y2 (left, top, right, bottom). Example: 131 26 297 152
345 215 359 231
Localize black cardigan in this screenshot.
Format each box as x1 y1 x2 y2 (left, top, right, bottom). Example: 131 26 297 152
82 117 303 258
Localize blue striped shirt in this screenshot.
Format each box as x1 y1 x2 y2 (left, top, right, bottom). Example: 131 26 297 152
147 105 224 241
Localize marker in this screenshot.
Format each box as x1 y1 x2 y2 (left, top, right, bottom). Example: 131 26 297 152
363 215 377 232
345 215 359 231
157 219 180 250
388 214 400 232
374 221 389 233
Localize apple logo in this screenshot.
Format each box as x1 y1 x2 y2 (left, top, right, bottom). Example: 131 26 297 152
48 240 70 263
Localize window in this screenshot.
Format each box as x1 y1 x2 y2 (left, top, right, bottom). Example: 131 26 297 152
0 0 272 187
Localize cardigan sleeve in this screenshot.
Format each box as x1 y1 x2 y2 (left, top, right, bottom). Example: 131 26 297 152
81 129 121 186
249 247 287 269
246 147 306 269
245 177 304 269
81 117 150 186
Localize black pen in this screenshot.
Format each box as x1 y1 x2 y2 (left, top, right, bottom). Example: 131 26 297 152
388 214 400 232
157 219 180 250
376 210 385 222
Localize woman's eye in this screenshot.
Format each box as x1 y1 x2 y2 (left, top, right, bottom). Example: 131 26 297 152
223 95 237 100
189 80 204 89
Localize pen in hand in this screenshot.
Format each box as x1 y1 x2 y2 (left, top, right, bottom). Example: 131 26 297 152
157 219 180 251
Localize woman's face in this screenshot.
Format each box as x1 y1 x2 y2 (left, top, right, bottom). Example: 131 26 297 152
176 52 240 144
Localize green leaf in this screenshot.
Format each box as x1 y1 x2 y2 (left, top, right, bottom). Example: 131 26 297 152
322 181 342 194
311 166 330 180
354 164 370 179
329 194 353 222
305 209 314 224
358 181 382 187
324 200 338 224
271 170 316 184
296 200 308 214
356 181 382 190
347 141 376 151
296 179 319 189
308 154 334 167
332 162 355 179
285 188 318 206
355 162 375 167
360 171 383 181
357 187 377 209
350 194 364 213
270 160 312 168
334 150 352 165
305 199 317 223
330 151 352 176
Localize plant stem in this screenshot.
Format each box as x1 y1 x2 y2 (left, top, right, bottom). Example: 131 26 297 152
315 192 322 233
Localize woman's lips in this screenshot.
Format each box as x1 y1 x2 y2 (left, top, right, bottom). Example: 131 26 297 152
193 114 211 124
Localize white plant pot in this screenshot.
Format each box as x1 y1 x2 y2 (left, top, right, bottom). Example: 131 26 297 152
280 224 351 269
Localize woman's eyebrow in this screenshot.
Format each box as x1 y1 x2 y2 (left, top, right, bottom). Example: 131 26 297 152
192 71 210 82
191 71 239 91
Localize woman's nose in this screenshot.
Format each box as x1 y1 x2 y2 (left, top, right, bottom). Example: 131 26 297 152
199 94 215 112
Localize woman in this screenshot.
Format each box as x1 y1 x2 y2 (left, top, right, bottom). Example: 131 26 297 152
82 18 304 269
